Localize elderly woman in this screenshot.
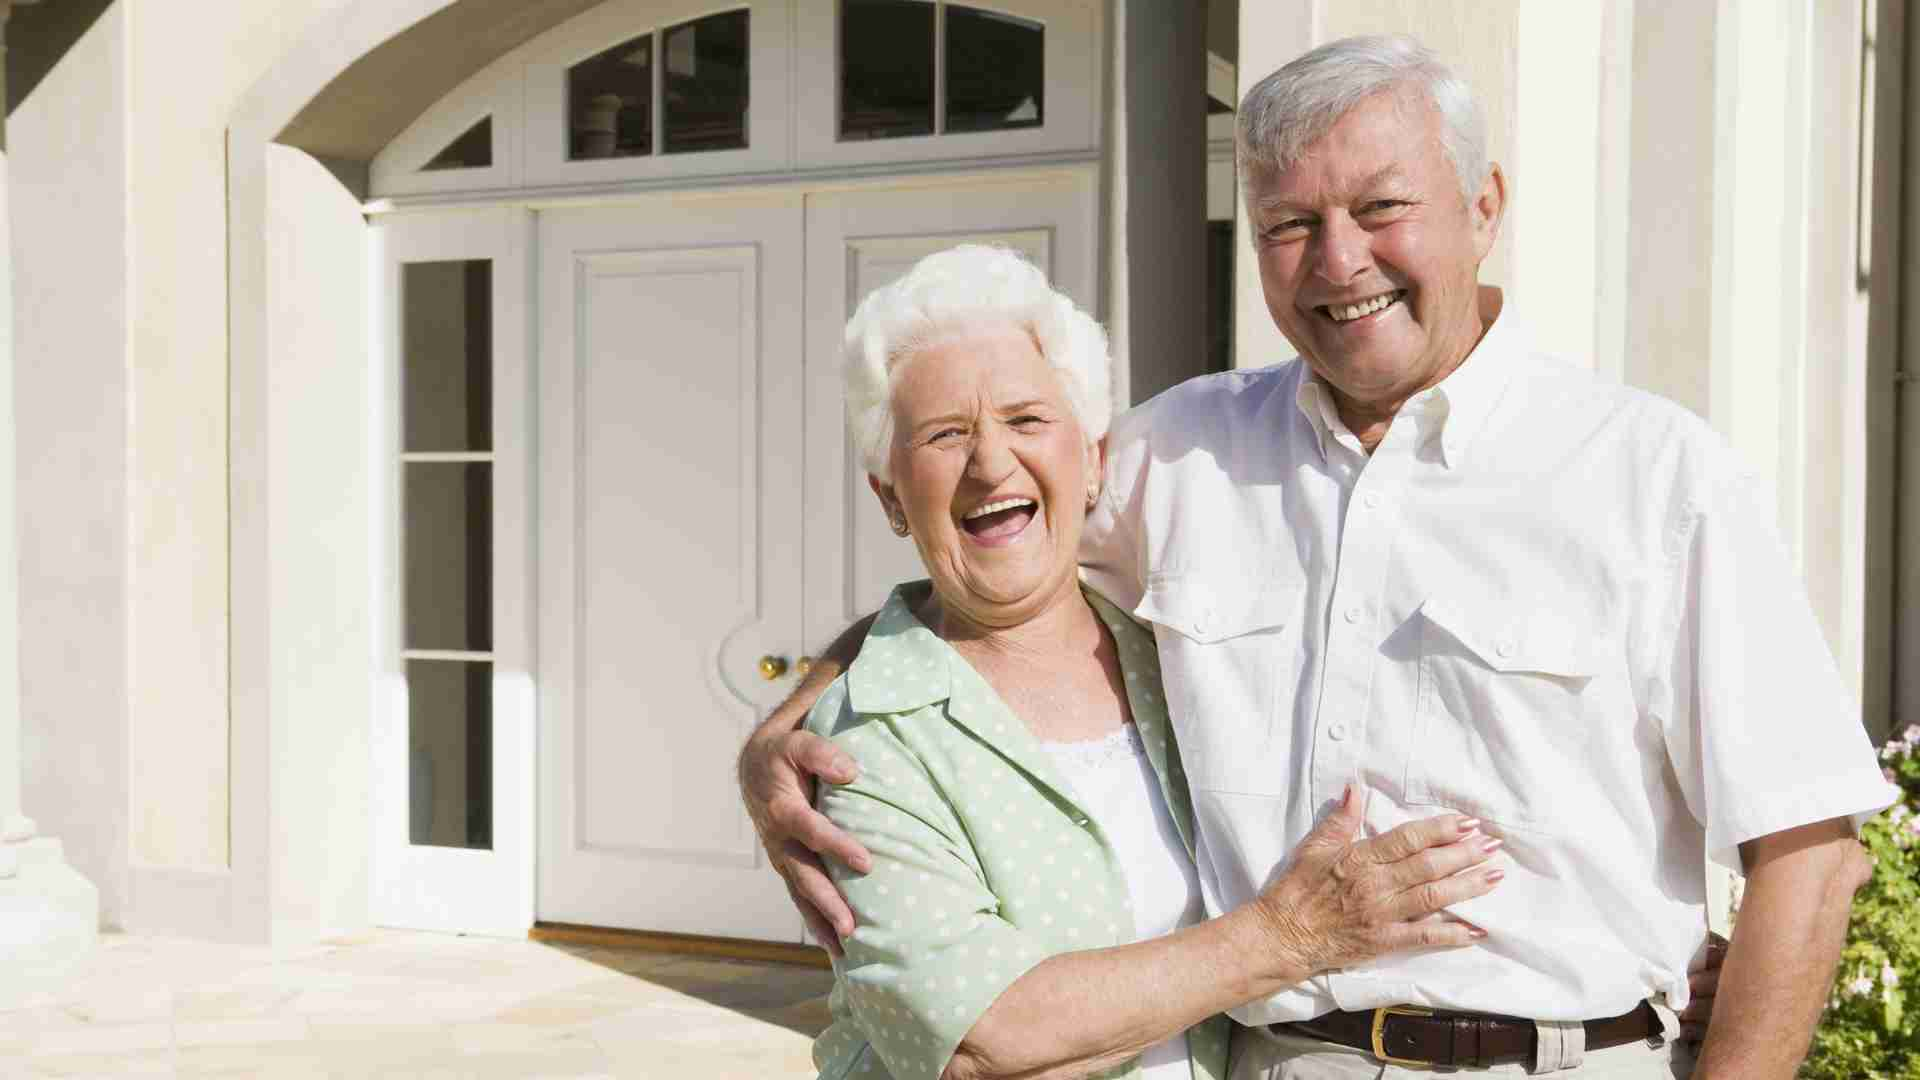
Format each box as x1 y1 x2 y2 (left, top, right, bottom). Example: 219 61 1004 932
800 245 1502 1080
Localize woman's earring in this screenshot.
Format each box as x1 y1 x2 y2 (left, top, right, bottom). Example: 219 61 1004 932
889 512 910 537
1085 485 1100 511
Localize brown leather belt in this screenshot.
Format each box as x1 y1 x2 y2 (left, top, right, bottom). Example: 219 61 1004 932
1278 1001 1661 1070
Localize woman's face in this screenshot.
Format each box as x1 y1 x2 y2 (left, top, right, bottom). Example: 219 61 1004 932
873 324 1100 631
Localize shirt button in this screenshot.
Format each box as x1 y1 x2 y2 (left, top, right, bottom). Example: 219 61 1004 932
1362 492 1382 510
1496 638 1517 658
1327 722 1348 741
1344 605 1364 624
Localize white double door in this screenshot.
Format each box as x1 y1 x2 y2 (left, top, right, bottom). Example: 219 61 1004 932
533 172 1095 940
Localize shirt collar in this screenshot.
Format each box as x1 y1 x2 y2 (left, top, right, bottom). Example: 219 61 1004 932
1292 371 1349 463
843 580 953 715
1289 287 1520 469
1427 292 1519 468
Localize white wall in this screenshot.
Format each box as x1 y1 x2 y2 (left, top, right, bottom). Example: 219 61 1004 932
125 0 357 880
11 1 131 926
7 0 365 935
0 149 17 836
264 145 372 940
1510 0 1603 369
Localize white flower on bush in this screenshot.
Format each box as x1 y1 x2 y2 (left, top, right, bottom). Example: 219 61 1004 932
1883 962 1900 989
1883 730 1917 760
1846 971 1877 998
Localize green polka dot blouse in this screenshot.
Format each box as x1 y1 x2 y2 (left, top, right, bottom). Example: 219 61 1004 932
806 581 1232 1080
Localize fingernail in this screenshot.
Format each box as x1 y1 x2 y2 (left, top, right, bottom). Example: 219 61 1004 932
1485 868 1506 883
1480 837 1505 855
1469 927 1488 939
1457 816 1481 834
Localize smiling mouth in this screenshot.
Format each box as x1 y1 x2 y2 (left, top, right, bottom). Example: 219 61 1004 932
1317 289 1407 324
960 497 1038 543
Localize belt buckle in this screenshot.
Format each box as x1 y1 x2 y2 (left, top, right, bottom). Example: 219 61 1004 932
1370 1004 1436 1067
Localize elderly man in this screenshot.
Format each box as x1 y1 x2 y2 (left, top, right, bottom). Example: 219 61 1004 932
740 35 1894 1078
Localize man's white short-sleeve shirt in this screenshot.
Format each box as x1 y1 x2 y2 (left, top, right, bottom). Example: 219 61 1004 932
1080 303 1898 1026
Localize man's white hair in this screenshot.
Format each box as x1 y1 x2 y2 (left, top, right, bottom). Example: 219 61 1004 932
1236 34 1489 203
843 244 1112 483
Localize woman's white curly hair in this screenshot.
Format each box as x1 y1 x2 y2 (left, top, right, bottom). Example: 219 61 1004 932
843 244 1112 483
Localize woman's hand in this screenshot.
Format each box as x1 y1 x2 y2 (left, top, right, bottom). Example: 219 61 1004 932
1251 784 1504 977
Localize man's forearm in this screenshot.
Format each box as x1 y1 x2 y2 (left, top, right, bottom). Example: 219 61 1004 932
1694 822 1870 1079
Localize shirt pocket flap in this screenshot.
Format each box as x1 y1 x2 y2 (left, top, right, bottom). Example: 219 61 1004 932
1419 595 1599 678
1135 575 1304 644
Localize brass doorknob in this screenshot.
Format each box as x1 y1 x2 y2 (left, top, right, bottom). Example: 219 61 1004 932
758 655 790 680
795 656 815 679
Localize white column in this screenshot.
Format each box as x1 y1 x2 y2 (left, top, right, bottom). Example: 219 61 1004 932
0 0 99 1005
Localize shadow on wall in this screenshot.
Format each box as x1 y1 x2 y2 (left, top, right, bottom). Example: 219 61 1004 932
6 0 115 121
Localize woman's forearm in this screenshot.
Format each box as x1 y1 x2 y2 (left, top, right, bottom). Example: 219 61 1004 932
945 904 1304 1080
942 797 1500 1080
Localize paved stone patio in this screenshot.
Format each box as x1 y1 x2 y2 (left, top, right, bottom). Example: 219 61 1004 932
0 928 834 1077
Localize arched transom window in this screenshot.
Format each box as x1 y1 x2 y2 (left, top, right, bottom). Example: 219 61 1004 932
371 0 1099 198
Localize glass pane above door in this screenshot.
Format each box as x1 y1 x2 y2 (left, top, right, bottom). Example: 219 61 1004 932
664 10 750 153
422 117 494 171
568 32 655 159
840 0 934 140
944 5 1043 134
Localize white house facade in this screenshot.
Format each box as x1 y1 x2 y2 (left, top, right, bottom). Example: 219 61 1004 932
0 0 1912 952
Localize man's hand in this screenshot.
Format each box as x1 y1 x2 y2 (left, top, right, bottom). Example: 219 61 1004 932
1692 819 1873 1078
741 721 870 952
1679 932 1728 1049
736 615 878 954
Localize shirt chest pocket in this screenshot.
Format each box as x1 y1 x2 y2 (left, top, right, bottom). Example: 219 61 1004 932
1405 594 1620 832
1134 575 1306 795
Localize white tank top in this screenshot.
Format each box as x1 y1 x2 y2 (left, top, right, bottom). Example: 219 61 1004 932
1042 723 1206 1080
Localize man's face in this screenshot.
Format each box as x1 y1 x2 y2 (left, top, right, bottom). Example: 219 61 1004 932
1244 91 1505 411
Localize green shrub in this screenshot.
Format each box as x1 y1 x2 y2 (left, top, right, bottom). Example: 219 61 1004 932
1801 725 1920 1080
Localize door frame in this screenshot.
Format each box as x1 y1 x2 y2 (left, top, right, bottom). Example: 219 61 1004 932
369 206 540 936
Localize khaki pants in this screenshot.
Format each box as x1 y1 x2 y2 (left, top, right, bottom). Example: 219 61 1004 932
1229 1006 1694 1079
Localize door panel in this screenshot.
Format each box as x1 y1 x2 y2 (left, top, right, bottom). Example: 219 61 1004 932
801 174 1099 652
537 197 804 938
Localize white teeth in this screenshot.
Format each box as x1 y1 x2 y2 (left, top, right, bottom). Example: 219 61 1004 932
1328 292 1400 322
963 497 1037 520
